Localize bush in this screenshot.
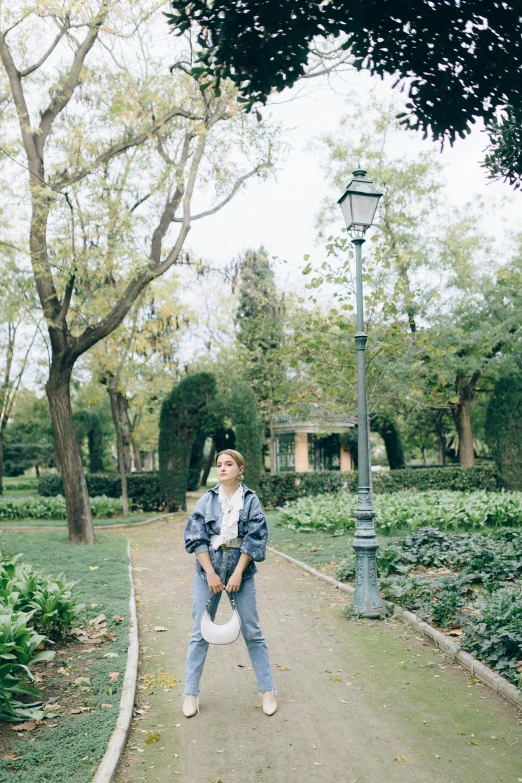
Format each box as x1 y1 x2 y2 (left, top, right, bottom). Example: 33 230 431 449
39 472 164 511
259 464 499 507
0 545 85 722
276 490 522 535
463 588 522 686
0 495 125 520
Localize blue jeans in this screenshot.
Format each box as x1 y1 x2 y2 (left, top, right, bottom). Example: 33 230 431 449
184 552 276 696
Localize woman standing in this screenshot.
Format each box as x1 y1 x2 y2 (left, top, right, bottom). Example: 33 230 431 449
182 449 277 717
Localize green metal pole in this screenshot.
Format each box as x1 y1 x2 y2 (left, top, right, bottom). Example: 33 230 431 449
352 237 386 618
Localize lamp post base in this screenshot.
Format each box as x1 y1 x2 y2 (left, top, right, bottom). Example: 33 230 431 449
352 540 387 618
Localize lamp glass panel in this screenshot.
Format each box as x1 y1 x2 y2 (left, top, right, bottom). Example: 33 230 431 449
339 196 354 228
351 193 380 227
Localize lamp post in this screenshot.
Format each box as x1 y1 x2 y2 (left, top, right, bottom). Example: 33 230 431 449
338 170 386 618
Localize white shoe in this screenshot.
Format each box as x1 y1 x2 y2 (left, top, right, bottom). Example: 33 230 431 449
262 690 277 716
182 694 199 717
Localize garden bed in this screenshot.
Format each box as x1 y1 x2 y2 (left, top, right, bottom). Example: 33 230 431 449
0 512 161 528
268 507 522 692
0 532 131 783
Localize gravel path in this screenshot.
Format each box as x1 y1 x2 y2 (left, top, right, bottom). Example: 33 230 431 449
113 507 522 783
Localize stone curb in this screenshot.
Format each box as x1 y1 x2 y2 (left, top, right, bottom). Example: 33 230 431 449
0 512 175 533
267 545 522 711
92 540 139 783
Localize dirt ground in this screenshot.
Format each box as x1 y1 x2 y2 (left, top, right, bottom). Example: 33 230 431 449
113 509 522 783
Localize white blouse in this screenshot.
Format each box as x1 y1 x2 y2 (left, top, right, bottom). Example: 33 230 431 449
210 484 244 550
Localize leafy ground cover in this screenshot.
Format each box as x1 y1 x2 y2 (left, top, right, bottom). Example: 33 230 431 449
0 496 126 521
277 489 522 535
0 512 161 528
0 532 131 783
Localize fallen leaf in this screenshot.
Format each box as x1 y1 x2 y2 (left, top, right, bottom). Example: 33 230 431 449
88 566 99 571
340 699 347 703
101 704 113 708
174 723 181 727
314 762 322 766
73 677 90 685
2 753 22 760
153 626 168 632
447 629 462 637
44 704 63 710
113 615 122 623
108 672 120 681
90 603 98 608
145 732 161 744
277 666 290 671
104 652 119 658
216 749 225 753
329 676 342 682
11 722 36 732
89 614 106 626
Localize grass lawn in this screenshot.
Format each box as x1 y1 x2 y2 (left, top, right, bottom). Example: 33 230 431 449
267 510 395 569
0 532 131 783
0 511 163 528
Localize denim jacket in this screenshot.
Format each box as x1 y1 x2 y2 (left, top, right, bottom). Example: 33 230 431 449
184 484 268 581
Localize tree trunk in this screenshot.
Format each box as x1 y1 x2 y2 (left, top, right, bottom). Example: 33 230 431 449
437 433 447 466
46 364 95 544
373 414 406 470
132 437 142 472
452 372 479 467
453 400 475 466
201 439 216 487
108 386 130 516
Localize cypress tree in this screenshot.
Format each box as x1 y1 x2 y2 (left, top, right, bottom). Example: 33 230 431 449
228 380 264 491
159 373 217 510
485 373 522 490
234 248 286 459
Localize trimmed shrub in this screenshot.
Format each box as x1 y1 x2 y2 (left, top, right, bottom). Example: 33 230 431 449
159 373 217 511
486 373 522 490
259 464 499 507
38 472 163 511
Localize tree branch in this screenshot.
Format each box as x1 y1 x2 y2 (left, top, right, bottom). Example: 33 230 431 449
37 2 110 158
53 106 201 189
20 22 69 77
55 275 75 327
171 164 264 222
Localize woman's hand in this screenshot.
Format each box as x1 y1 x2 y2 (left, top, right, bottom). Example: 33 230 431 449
207 571 224 594
225 569 243 593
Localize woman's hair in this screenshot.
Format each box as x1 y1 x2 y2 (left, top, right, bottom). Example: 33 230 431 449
216 449 245 478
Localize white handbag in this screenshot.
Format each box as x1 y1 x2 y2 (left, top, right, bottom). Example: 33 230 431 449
200 594 241 645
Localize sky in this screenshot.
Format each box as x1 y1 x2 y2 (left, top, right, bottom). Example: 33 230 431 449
184 67 522 297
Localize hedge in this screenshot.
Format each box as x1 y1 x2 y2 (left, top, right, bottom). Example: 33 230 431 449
38 472 163 511
258 463 499 508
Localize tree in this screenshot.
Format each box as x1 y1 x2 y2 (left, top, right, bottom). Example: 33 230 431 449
0 258 38 491
486 374 522 490
234 248 287 467
227 380 263 491
3 391 55 477
168 0 522 183
158 372 217 510
0 2 276 542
